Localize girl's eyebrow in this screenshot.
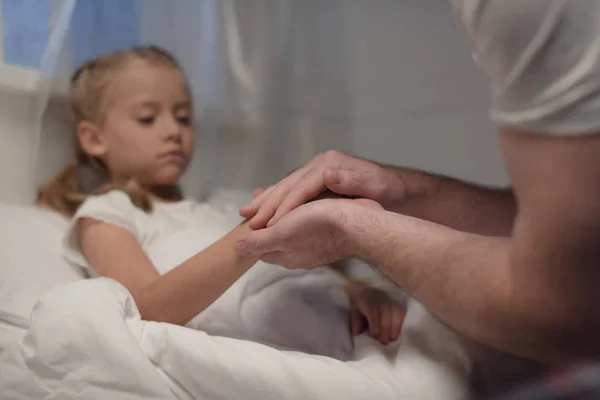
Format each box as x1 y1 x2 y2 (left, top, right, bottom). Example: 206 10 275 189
128 100 191 110
129 100 159 109
174 100 191 109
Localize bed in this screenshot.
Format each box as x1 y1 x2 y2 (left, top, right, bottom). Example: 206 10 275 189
0 191 477 400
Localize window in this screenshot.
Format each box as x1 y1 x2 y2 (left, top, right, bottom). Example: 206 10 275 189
1 0 51 69
0 0 139 92
69 0 140 66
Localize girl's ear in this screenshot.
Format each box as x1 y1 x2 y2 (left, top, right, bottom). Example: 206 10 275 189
77 121 106 158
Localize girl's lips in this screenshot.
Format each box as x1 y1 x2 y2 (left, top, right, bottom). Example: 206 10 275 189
160 149 185 164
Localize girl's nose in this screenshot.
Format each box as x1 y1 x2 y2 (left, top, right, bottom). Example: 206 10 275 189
164 118 182 142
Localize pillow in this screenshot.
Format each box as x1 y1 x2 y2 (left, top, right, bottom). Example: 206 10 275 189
0 204 85 351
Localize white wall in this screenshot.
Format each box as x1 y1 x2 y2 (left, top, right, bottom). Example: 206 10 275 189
296 0 508 185
0 87 71 206
0 90 39 205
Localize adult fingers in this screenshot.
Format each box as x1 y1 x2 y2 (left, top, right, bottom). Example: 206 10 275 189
252 187 267 199
247 167 310 229
273 167 369 226
324 166 388 205
239 185 277 218
267 167 330 227
235 227 282 258
323 168 362 196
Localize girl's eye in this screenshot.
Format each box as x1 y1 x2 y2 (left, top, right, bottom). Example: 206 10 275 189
138 116 155 126
177 116 191 126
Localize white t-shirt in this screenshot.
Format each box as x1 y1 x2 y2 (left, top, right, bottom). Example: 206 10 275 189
451 0 600 135
63 190 240 277
63 190 355 360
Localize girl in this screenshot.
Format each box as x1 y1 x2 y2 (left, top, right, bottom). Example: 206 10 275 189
36 46 405 359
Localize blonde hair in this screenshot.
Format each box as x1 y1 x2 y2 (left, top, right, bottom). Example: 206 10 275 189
36 46 186 217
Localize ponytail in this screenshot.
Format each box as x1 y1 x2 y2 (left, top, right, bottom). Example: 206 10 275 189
37 162 152 218
36 163 86 217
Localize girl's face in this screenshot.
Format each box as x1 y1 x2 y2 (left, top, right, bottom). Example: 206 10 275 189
79 63 194 187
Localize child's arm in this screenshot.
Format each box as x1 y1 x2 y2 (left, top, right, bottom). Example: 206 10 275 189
78 218 258 325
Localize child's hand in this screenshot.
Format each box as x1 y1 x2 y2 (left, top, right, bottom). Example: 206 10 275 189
346 282 405 345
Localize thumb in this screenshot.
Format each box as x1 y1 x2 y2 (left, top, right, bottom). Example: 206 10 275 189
235 228 280 257
323 167 379 200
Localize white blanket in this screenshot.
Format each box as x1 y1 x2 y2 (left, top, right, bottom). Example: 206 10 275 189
0 213 475 399
0 278 473 399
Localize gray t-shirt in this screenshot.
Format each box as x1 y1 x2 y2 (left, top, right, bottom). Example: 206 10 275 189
451 0 600 136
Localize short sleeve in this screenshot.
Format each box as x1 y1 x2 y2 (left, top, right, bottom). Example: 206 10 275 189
451 0 600 135
63 190 142 275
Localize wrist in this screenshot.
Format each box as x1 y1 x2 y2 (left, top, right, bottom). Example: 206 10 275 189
338 204 386 262
232 221 261 264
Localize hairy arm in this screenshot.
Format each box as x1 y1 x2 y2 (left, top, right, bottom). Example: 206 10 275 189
243 153 515 237
79 219 258 325
345 131 600 364
383 165 515 236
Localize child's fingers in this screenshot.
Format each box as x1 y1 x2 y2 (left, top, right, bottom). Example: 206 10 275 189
365 306 380 338
379 305 392 345
350 309 366 336
390 306 405 342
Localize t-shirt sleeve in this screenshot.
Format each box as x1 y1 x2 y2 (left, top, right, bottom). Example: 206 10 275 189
451 0 600 135
63 190 142 275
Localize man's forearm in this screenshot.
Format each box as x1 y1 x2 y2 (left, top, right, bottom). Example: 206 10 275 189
380 164 516 236
344 207 597 364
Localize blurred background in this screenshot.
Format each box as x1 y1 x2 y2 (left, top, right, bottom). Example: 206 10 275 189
0 0 507 205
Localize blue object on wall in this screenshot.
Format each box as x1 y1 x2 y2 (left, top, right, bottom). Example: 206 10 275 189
1 0 140 69
1 0 50 68
71 0 140 65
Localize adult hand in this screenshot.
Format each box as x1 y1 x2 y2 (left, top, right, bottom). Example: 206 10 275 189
240 151 403 230
236 197 382 269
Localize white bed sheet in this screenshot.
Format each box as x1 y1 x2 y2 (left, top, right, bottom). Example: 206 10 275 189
0 278 473 400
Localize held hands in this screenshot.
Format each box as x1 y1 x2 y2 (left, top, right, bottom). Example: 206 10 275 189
236 151 396 269
239 151 402 230
236 197 381 269
346 281 405 345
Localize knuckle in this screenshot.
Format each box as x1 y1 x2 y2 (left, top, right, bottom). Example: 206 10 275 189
323 149 342 164
372 173 390 196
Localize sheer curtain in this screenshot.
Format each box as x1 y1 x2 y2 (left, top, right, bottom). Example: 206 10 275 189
33 0 356 201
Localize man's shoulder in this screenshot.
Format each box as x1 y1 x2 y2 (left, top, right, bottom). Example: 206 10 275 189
451 0 600 136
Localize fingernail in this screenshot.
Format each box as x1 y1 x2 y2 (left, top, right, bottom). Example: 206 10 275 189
325 168 341 185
